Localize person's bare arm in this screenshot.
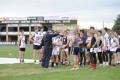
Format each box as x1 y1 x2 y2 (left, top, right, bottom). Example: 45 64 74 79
79 39 83 44
18 36 20 48
29 34 34 43
86 38 89 43
57 39 62 46
72 35 75 45
114 38 119 48
100 36 104 47
66 36 70 47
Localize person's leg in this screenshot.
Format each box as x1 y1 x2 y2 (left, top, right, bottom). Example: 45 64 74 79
68 47 71 56
38 49 43 62
62 50 65 64
102 52 106 66
42 50 46 67
114 53 117 66
90 52 92 64
97 52 100 64
51 54 54 67
22 51 25 62
58 53 60 61
83 48 86 66
73 55 77 68
33 49 37 63
71 57 79 70
86 50 90 65
19 50 22 62
71 47 79 70
51 49 57 67
111 53 114 65
90 52 94 68
56 55 59 67
111 52 116 68
93 53 97 68
76 55 79 68
109 51 113 65
98 52 103 64
65 48 70 64
118 50 120 64
106 52 109 66
33 45 37 63
116 52 119 64
59 48 62 63
44 48 52 68
75 47 79 68
42 46 44 54
80 52 83 65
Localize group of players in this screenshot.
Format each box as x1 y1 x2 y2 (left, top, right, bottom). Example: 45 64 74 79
18 26 120 70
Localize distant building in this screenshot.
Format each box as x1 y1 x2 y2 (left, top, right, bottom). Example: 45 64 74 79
0 16 77 43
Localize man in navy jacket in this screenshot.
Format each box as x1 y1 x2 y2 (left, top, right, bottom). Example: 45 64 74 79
40 28 59 68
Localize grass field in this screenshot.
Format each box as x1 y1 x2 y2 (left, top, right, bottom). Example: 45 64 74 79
0 46 120 80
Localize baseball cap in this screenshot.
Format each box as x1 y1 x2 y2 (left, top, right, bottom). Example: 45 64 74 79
48 28 52 31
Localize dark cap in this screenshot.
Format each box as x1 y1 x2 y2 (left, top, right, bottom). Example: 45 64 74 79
48 28 52 31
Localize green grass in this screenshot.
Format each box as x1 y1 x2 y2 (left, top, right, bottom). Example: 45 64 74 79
0 64 120 80
0 46 120 80
0 46 33 59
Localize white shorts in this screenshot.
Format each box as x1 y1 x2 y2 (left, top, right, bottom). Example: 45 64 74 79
62 48 68 52
97 48 102 52
90 48 98 53
52 47 59 55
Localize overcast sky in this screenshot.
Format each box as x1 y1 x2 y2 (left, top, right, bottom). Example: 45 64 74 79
0 0 120 29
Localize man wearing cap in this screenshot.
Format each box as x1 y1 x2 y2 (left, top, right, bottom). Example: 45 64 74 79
40 28 60 68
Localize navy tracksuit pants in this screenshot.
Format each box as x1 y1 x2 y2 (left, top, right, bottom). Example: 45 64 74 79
42 48 53 68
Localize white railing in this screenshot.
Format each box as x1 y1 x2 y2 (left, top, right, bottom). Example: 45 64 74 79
0 32 30 35
0 32 46 35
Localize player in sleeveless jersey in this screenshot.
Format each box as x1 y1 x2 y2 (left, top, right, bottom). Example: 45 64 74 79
102 28 110 66
114 31 120 64
110 32 119 68
61 31 70 65
90 27 98 69
39 27 46 63
51 35 62 67
18 30 26 63
86 31 92 65
97 30 104 66
29 27 43 64
71 30 80 70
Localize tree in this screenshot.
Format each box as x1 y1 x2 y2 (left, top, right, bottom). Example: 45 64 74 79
112 14 120 33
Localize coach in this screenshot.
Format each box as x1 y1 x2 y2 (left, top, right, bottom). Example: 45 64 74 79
40 28 59 68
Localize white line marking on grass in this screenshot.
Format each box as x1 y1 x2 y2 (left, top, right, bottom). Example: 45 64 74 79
0 57 36 64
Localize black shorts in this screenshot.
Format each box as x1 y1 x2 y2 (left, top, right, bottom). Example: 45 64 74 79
116 48 120 53
33 45 41 50
73 47 79 55
87 49 90 52
20 48 25 51
110 51 116 54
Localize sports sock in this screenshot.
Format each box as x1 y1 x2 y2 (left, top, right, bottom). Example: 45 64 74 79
56 63 58 67
51 62 54 67
22 59 24 63
34 60 36 63
20 60 22 62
